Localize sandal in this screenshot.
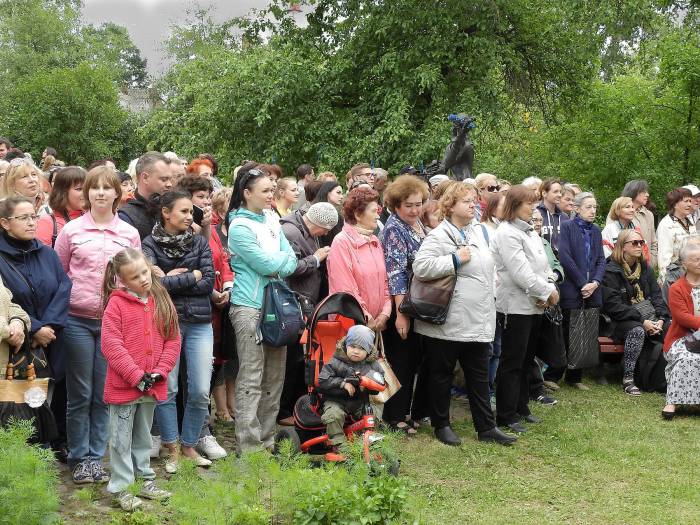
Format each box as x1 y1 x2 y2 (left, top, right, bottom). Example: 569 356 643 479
215 411 234 423
389 421 418 436
622 380 642 397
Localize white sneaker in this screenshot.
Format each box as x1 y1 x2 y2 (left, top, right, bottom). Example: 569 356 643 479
115 492 143 511
139 480 171 501
150 435 162 458
195 435 228 460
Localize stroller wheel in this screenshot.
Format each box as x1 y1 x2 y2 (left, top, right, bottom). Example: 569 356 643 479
273 427 301 455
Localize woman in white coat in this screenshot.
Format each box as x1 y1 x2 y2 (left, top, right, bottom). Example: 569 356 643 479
491 185 559 434
413 183 516 447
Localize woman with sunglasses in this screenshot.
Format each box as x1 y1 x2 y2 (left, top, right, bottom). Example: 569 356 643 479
602 230 669 396
225 165 297 454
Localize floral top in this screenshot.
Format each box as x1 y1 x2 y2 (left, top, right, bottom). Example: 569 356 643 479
380 214 426 296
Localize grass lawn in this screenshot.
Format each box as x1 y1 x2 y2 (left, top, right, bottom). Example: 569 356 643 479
401 382 700 525
53 380 700 524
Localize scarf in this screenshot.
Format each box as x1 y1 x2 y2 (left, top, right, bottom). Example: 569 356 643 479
622 260 645 304
353 224 375 238
573 215 593 266
151 222 194 259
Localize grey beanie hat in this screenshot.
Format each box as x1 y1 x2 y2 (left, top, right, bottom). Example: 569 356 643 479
345 325 375 353
306 202 339 230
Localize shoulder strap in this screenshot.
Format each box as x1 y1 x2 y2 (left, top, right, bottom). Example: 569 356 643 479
50 214 58 248
479 224 489 246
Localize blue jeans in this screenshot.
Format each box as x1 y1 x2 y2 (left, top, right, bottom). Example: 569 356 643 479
65 315 108 467
155 322 213 448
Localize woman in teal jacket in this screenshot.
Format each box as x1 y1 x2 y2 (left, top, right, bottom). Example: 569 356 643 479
226 165 297 453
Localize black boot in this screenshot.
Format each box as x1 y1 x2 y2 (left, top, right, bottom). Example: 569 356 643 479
434 426 461 446
505 421 528 433
478 427 518 446
520 414 542 424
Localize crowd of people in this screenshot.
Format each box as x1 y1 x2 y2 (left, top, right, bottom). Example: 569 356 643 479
0 135 698 511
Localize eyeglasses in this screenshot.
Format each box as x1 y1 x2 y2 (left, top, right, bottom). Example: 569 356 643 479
624 239 646 247
486 185 501 192
6 214 39 223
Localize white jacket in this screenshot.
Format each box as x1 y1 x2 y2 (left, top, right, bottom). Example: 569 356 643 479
491 219 555 315
412 220 495 342
657 214 696 283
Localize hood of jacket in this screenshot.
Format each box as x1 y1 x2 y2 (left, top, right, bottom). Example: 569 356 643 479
334 335 378 364
279 210 308 235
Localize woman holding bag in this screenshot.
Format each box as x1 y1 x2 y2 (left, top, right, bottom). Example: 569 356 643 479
226 166 297 454
413 183 515 447
543 192 606 390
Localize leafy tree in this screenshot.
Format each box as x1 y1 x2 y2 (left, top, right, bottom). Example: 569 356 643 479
81 23 148 88
3 63 129 165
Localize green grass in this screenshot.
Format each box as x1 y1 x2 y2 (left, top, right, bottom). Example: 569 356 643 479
401 383 700 525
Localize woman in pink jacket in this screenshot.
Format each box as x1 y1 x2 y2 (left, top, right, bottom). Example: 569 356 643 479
327 186 391 331
54 167 141 484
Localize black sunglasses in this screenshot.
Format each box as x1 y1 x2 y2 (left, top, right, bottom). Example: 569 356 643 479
486 185 501 192
624 239 646 247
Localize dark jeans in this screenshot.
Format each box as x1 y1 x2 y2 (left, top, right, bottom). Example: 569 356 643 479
495 312 542 426
424 336 494 433
278 341 306 421
543 309 582 384
382 317 429 423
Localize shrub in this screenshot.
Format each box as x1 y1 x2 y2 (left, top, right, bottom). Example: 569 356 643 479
0 419 60 525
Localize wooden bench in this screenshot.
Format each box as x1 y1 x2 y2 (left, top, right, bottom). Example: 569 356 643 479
598 336 624 354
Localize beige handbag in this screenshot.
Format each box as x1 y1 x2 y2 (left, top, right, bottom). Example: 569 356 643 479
370 333 401 404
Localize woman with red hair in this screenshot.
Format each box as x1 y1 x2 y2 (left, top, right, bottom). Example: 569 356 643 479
327 187 391 332
187 157 222 191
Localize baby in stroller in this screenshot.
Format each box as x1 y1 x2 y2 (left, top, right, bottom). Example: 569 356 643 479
318 325 385 446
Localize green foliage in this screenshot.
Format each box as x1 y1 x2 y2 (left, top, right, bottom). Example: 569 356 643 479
109 510 160 525
0 420 60 525
166 437 413 525
0 0 147 164
3 63 129 166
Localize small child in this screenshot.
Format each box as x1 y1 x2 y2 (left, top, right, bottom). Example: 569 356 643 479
318 325 384 446
101 248 181 511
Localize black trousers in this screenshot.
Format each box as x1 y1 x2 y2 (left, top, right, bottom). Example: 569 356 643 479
528 360 546 398
382 316 429 423
496 313 542 425
424 336 494 433
278 341 306 420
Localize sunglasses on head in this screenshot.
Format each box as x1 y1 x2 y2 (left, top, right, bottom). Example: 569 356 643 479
486 185 501 192
625 239 646 247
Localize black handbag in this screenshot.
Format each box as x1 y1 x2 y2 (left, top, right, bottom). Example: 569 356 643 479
536 307 566 369
8 326 51 379
567 302 600 370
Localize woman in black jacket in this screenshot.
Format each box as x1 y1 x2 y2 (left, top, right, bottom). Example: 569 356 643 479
142 190 217 470
602 229 669 396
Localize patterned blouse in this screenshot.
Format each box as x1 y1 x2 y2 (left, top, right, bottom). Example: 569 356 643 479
380 214 426 296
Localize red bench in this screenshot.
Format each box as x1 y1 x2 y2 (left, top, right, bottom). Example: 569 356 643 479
598 336 624 354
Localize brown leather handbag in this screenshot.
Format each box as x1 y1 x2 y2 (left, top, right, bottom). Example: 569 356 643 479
399 228 460 325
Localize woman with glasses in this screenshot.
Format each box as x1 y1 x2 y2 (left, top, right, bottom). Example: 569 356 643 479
0 197 71 444
602 230 669 396
543 192 605 390
1 160 45 211
54 167 140 484
225 166 297 454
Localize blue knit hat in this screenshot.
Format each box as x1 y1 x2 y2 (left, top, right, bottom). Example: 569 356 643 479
345 325 375 353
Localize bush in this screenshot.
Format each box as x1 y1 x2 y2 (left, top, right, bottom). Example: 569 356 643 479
0 419 60 525
167 435 414 525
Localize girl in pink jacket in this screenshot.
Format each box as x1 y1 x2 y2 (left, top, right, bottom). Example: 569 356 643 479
101 248 180 511
327 187 391 331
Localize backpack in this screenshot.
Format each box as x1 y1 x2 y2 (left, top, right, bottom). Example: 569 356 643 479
634 340 667 393
257 279 305 347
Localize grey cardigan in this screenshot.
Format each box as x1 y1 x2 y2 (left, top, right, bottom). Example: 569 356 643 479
491 219 555 315
412 220 496 342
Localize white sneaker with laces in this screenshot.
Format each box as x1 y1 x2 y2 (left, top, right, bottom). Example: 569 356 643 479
150 435 162 458
115 492 143 511
195 435 228 460
139 480 171 501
